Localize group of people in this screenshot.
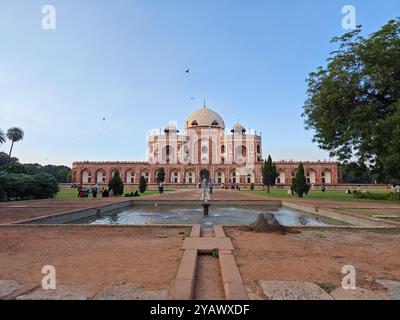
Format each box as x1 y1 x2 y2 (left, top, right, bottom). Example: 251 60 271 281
76 184 111 198
197 181 241 191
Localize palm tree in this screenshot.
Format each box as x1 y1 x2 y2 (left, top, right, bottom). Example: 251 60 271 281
0 129 6 146
7 127 24 157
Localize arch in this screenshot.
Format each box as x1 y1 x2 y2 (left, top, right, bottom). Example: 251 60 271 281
161 145 175 164
170 169 180 184
140 169 150 183
229 169 237 184
95 169 106 184
185 170 195 184
276 170 286 184
291 169 297 181
125 169 135 184
306 169 316 184
246 170 255 184
199 169 210 182
234 145 247 164
81 169 91 184
322 169 332 184
110 169 119 180
215 169 225 184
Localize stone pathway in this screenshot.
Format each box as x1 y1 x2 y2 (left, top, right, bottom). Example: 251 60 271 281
257 281 393 300
170 224 248 300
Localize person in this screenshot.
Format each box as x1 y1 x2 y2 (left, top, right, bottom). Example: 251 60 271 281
321 184 326 193
102 188 109 198
346 189 352 195
159 181 164 194
395 185 400 194
77 184 82 198
133 190 140 197
208 181 213 194
92 187 98 198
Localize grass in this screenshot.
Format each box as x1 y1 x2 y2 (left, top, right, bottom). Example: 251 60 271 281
244 188 394 202
55 188 175 200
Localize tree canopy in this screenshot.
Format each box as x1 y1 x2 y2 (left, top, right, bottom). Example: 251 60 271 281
108 170 124 196
261 155 277 193
292 163 309 198
156 168 166 183
303 18 400 183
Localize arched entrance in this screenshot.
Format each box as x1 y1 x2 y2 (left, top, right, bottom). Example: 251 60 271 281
200 169 210 182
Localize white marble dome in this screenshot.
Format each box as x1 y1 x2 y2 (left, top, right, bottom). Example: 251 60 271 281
185 106 225 129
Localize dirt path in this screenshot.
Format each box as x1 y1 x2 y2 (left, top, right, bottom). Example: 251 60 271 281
0 226 189 297
227 227 400 296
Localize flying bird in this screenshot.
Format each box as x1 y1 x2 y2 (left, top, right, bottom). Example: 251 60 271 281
185 69 190 73
102 117 106 121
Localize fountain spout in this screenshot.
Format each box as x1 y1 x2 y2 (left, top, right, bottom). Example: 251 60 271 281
202 201 210 216
200 179 211 216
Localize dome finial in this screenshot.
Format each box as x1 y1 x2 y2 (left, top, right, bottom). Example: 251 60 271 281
203 99 206 109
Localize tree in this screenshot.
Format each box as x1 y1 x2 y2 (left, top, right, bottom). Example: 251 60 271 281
28 173 60 199
0 152 18 166
303 18 400 183
108 170 124 196
261 155 277 193
0 129 6 146
0 162 33 174
0 172 59 200
293 163 309 198
139 175 147 194
156 168 166 184
7 127 24 157
340 162 373 184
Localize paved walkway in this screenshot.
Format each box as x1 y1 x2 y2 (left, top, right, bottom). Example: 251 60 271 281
170 224 248 300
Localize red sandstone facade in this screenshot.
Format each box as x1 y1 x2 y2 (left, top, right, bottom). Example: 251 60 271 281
72 160 340 188
72 105 341 187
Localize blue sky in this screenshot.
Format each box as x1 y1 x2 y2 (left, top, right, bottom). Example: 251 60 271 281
0 0 398 166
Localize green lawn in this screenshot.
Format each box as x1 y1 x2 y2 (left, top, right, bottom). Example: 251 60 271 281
244 188 394 201
55 188 175 200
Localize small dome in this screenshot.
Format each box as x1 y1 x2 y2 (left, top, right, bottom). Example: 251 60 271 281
186 105 225 129
231 122 246 134
164 122 179 133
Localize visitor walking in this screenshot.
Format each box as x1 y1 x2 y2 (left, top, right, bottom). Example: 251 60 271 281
208 181 213 194
159 181 164 194
92 187 98 198
321 184 326 193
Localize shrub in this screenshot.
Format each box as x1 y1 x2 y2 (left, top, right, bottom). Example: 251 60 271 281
29 173 60 199
293 163 308 198
108 170 124 196
353 192 400 201
139 176 147 194
0 172 59 200
156 168 165 184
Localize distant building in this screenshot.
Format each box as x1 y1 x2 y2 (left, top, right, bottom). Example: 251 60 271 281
72 103 340 187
